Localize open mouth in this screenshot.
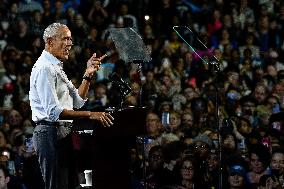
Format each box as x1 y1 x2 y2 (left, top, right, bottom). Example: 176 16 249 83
64 48 70 55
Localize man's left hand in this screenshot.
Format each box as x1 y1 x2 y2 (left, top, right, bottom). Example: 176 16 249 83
85 53 107 77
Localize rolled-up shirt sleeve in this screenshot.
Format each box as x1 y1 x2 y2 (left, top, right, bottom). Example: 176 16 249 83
36 68 63 121
67 81 86 109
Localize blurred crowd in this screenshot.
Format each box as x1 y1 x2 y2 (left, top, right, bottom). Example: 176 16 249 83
0 0 284 188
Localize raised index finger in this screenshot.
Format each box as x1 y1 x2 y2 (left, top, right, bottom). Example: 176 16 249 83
98 54 107 61
91 53 97 59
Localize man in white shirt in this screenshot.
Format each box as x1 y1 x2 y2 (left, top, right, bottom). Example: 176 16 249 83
29 22 114 189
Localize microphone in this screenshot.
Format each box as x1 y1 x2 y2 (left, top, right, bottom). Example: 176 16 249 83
105 50 115 57
109 72 132 94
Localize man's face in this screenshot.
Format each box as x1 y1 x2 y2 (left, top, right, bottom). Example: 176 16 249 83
193 141 209 158
254 85 266 103
242 101 255 116
49 26 73 61
149 150 164 170
181 113 194 127
271 153 284 174
207 153 218 171
146 113 160 135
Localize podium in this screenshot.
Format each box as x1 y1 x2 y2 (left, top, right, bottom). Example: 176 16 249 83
73 107 147 189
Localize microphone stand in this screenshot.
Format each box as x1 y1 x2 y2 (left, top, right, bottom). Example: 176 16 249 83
118 86 125 109
136 136 148 189
173 26 223 189
210 62 222 189
132 60 149 189
110 73 131 109
135 61 144 107
112 82 126 110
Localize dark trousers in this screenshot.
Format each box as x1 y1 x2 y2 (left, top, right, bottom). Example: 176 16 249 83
33 125 75 189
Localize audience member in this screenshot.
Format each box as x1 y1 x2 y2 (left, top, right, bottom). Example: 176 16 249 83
0 0 284 188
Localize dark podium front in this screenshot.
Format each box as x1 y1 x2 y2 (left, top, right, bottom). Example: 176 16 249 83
74 107 147 189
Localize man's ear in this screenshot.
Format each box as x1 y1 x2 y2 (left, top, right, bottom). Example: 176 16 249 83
47 38 53 46
5 176 10 184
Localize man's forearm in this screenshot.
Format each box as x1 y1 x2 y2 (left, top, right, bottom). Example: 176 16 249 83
59 109 114 127
78 79 91 99
59 109 91 120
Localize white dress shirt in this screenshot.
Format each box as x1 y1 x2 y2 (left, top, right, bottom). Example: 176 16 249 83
29 50 86 122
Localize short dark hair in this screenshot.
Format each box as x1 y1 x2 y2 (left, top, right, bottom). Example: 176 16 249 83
249 144 271 168
271 147 284 156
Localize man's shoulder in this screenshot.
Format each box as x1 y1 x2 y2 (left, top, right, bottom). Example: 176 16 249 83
34 53 53 69
31 56 55 78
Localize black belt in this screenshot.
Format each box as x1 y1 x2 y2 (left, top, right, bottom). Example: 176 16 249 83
35 120 73 128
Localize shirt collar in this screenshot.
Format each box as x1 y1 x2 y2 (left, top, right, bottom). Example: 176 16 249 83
42 50 63 67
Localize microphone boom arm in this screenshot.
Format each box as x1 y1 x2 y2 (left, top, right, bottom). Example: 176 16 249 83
173 26 220 71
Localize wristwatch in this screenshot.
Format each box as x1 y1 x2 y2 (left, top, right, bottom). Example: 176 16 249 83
83 74 92 82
